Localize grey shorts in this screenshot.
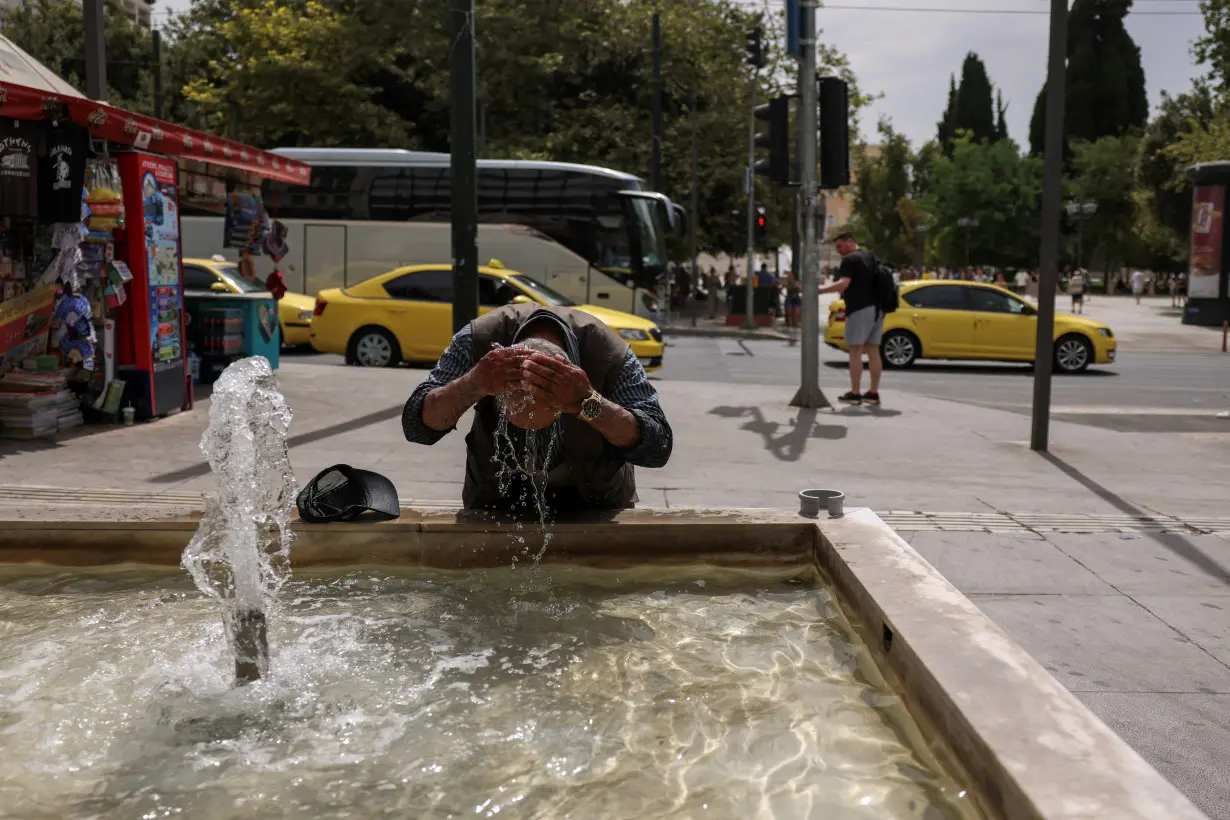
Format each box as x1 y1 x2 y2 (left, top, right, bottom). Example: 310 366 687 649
845 306 884 347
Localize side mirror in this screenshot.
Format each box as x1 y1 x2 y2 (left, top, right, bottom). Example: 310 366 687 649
511 294 533 305
210 281 229 293
1020 304 1037 316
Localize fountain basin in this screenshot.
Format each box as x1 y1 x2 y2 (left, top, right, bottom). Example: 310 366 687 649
0 506 1208 820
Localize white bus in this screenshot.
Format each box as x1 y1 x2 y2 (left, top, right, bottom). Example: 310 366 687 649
180 148 680 318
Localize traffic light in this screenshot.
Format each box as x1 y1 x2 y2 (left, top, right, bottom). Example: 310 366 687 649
754 95 790 187
819 76 851 189
755 205 767 244
746 27 765 69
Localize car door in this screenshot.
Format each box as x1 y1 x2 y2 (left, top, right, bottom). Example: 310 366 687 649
899 284 974 357
381 268 454 360
967 286 1037 359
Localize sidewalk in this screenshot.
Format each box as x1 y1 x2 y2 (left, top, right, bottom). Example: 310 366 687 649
663 292 1226 354
2 361 1228 816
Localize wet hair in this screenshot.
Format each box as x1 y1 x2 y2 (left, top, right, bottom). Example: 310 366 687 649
513 336 567 360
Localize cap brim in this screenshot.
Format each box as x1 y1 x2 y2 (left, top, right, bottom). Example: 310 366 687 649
349 467 401 521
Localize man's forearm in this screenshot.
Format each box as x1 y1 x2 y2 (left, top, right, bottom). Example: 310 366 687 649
422 371 486 432
586 397 642 449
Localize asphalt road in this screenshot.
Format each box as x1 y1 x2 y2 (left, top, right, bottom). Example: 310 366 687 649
282 337 1230 434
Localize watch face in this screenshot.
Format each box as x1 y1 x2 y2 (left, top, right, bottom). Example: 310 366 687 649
582 395 602 419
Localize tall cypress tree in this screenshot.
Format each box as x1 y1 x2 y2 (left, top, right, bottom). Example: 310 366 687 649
1028 0 1148 155
936 74 958 156
954 52 996 143
995 91 1010 142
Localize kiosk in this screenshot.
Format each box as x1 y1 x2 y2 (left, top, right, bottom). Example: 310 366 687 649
1183 162 1230 327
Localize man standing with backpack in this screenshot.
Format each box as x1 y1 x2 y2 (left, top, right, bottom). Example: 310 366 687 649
818 232 897 406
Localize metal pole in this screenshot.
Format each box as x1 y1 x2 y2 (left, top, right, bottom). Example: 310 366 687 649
651 7 662 193
1030 0 1068 452
742 71 758 330
152 30 163 119
83 0 107 101
791 0 827 408
690 88 699 326
450 0 479 333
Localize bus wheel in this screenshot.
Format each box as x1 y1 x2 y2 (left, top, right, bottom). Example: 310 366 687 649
348 327 401 368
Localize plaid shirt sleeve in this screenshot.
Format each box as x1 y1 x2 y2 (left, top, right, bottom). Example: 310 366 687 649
607 348 673 469
401 324 476 445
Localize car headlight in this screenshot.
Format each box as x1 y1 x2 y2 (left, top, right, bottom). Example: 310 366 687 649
618 328 651 341
1098 327 1113 337
298 310 314 322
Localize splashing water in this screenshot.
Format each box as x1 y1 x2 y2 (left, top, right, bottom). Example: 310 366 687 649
490 342 563 569
182 356 296 685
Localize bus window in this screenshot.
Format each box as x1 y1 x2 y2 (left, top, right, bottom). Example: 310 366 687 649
264 166 358 220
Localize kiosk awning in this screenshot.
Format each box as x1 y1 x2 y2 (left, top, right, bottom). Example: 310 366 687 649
0 79 310 186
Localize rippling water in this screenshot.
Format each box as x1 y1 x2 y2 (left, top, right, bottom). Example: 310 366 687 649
0 567 981 820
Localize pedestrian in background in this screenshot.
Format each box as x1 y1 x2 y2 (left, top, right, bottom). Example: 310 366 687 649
819 232 884 406
1068 270 1086 314
1131 269 1145 305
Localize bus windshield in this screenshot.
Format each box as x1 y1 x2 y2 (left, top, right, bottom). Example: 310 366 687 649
511 274 578 307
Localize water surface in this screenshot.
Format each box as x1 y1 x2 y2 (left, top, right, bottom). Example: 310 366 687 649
0 567 981 819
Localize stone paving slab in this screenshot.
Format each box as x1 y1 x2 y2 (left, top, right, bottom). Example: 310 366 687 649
970 593 1230 695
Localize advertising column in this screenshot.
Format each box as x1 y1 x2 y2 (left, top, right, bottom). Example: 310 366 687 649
116 152 186 417
1188 185 1224 301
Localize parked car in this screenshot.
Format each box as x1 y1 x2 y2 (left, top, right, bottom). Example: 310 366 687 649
309 263 665 370
181 256 316 347
825 281 1116 373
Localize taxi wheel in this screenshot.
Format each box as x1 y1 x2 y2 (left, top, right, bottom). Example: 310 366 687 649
880 330 919 368
1054 334 1092 374
348 327 401 368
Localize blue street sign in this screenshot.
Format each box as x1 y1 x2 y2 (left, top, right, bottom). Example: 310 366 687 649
786 0 800 57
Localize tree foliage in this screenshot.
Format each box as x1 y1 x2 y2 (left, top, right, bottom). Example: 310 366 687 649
1028 0 1148 156
3 0 156 113
5 0 861 258
921 136 1044 268
849 121 917 265
936 53 1006 155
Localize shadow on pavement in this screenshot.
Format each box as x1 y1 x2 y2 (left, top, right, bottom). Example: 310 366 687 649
1039 451 1230 588
709 405 846 462
823 361 1117 378
150 403 405 484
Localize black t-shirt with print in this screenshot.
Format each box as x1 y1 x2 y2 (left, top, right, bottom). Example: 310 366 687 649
0 118 39 219
839 249 877 312
40 122 91 224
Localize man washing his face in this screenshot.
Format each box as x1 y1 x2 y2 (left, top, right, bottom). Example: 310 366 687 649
402 304 673 512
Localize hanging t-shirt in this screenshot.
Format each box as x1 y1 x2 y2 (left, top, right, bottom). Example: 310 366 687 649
0 118 39 218
40 122 91 224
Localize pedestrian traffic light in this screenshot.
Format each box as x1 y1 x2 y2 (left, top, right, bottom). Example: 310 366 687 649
819 76 850 189
746 27 765 69
754 95 790 187
755 205 767 244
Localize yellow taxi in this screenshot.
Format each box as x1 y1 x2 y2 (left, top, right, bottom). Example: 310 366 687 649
182 256 316 346
309 263 665 370
825 280 1116 373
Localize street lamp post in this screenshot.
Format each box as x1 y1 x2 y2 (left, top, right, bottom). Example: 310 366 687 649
956 217 980 268
1064 200 1098 271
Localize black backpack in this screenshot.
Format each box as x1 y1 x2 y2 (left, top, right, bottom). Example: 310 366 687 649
872 258 899 315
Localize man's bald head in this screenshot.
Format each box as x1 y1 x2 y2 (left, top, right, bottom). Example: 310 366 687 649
499 337 568 430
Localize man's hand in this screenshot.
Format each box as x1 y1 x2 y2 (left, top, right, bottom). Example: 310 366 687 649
520 352 591 413
469 346 531 398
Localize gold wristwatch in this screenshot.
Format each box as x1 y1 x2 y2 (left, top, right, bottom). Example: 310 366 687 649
579 390 603 422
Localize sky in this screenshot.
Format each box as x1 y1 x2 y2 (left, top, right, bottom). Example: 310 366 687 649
812 0 1206 147
156 0 1207 150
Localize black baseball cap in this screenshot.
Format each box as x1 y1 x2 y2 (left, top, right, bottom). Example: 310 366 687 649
296 465 401 523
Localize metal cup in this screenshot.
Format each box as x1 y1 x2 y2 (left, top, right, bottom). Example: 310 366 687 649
799 489 845 518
